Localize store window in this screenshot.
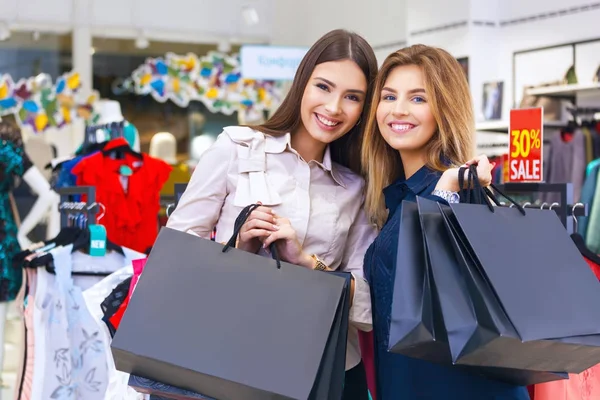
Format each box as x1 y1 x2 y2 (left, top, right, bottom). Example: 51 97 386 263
91 37 242 162
0 31 72 81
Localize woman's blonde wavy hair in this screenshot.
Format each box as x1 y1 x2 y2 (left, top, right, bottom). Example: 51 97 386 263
361 44 476 228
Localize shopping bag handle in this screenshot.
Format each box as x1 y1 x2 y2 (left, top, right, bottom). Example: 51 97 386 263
222 203 282 269
458 165 526 216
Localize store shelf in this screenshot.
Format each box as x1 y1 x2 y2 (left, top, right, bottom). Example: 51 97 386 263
525 82 600 97
475 121 510 133
476 120 564 133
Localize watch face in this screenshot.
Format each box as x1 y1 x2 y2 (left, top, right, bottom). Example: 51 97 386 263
449 192 460 203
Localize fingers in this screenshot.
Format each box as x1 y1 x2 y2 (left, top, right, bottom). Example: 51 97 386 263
240 228 273 242
262 225 294 248
464 154 490 166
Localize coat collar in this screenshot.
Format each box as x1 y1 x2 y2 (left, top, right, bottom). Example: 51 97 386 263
224 126 347 188
383 165 442 211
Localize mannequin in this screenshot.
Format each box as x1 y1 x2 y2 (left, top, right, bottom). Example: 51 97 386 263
150 131 191 207
149 132 177 164
95 99 141 152
0 120 59 383
24 136 55 181
16 168 60 249
190 135 216 160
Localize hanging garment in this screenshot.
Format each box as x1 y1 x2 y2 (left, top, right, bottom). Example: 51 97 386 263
83 265 147 400
543 129 587 203
0 122 33 301
579 163 599 239
585 171 600 253
40 245 109 400
71 139 172 253
71 247 145 290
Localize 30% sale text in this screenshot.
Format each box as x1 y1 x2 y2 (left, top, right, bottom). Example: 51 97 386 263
509 128 542 181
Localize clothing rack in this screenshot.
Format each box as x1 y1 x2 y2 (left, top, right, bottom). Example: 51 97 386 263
166 183 188 217
494 182 587 233
57 186 98 228
567 106 600 116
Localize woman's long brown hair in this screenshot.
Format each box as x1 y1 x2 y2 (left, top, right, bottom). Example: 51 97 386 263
362 44 476 227
250 29 378 175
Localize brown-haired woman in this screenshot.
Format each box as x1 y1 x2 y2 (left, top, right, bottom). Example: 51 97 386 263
361 44 530 399
168 29 378 399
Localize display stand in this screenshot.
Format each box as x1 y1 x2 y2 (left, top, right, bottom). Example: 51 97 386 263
57 186 98 227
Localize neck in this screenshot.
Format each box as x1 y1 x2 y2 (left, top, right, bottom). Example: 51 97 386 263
399 150 427 179
290 125 327 163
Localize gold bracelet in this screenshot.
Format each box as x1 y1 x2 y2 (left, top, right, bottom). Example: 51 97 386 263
311 254 328 271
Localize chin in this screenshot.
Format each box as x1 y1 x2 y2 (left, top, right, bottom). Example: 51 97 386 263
309 125 345 143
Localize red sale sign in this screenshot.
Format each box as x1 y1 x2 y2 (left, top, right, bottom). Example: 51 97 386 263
508 108 543 182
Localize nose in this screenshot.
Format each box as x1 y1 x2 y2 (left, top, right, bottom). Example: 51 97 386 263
325 96 342 115
392 100 409 117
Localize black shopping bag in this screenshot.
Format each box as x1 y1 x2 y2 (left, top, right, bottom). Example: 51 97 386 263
415 196 568 386
111 205 351 400
431 165 600 373
388 201 451 364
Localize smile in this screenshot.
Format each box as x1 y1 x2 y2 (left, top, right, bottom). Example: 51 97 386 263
315 113 341 127
389 123 416 133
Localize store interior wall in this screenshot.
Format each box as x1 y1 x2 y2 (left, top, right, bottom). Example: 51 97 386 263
1 0 600 150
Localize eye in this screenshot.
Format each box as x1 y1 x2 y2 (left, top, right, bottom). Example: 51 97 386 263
412 96 426 103
316 83 329 92
382 94 396 101
346 94 361 102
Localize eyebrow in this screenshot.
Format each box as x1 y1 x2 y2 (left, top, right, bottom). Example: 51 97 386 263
314 77 366 95
381 87 426 95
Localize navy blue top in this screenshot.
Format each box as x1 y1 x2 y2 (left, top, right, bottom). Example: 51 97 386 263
363 165 530 400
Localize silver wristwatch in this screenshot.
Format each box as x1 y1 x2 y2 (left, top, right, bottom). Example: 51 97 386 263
432 189 460 204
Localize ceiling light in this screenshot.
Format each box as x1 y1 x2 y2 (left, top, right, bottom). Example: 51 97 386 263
135 36 149 49
241 6 259 26
90 47 96 55
217 39 231 53
33 31 40 41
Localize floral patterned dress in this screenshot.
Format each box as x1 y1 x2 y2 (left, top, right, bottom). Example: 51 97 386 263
0 122 32 301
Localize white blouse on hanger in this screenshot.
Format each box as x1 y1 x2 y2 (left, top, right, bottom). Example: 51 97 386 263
40 245 109 400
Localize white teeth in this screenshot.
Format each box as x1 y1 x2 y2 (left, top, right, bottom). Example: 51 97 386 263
391 124 414 131
317 114 340 127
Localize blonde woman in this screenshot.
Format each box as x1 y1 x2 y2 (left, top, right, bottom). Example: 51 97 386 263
361 45 530 399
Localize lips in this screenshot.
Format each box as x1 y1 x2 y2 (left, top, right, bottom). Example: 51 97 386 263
388 121 416 133
314 113 342 131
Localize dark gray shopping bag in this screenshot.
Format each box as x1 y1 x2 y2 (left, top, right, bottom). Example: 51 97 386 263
388 201 450 364
418 164 600 374
112 206 351 400
437 196 600 374
410 196 568 385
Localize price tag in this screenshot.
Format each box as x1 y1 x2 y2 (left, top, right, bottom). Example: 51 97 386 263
508 108 544 182
88 224 107 257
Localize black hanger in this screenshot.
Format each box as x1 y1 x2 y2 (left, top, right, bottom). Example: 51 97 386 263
71 228 125 256
102 141 143 160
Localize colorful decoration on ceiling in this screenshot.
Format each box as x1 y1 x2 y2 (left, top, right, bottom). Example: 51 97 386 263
0 71 99 133
128 51 283 116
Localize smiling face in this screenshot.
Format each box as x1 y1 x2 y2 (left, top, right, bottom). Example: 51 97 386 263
376 64 437 157
298 60 368 144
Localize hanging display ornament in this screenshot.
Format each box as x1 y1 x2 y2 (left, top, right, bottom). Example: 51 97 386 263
0 71 100 133
128 51 284 116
